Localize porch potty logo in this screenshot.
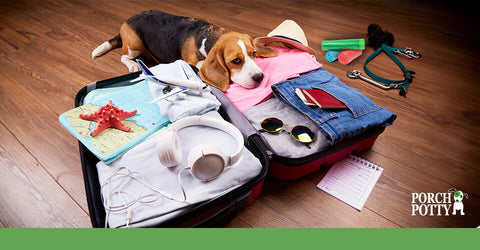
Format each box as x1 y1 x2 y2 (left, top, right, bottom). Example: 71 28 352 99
411 188 469 216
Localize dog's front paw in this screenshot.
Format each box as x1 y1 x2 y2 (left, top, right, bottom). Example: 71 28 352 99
125 60 140 72
127 63 140 72
121 56 141 72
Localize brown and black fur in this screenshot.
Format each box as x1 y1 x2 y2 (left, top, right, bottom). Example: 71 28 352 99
92 10 277 91
123 10 225 65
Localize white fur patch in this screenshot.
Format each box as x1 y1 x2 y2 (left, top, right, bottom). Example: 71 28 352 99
197 60 205 69
230 40 264 89
92 41 112 59
199 38 207 58
120 46 142 72
127 46 141 58
121 55 140 72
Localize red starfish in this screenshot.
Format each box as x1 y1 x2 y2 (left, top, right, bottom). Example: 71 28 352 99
79 100 137 136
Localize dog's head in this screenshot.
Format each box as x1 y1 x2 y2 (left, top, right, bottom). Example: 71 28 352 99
449 188 469 202
200 31 278 91
454 191 465 202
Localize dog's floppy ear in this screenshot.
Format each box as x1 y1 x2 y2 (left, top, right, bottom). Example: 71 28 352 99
255 43 279 58
200 44 230 92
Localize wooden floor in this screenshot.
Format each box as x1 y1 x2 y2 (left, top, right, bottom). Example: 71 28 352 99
0 0 478 228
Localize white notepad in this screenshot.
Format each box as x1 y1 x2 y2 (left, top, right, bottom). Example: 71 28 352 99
317 155 383 211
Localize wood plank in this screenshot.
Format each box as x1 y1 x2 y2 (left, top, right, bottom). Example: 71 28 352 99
228 175 400 228
0 56 90 213
0 121 91 227
360 149 480 228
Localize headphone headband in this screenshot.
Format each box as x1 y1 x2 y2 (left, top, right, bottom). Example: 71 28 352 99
168 116 244 166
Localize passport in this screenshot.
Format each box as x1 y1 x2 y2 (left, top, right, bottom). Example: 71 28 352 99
297 88 347 109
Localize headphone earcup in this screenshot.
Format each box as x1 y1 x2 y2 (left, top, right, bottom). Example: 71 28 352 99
156 130 182 167
187 144 228 181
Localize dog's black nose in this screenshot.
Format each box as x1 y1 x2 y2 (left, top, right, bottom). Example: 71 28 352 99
253 73 264 83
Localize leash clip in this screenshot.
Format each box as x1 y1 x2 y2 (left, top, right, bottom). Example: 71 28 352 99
347 70 395 89
394 47 421 59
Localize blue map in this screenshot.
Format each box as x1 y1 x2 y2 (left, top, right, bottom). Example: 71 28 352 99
59 80 170 164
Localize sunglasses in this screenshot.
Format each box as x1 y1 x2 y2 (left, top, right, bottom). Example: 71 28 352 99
260 117 316 148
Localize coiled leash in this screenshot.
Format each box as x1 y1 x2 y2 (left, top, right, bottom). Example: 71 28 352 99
348 43 421 96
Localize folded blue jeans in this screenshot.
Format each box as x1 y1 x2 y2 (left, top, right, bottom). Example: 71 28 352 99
271 68 396 144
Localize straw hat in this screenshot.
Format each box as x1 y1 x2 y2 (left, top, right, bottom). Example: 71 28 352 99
254 20 316 56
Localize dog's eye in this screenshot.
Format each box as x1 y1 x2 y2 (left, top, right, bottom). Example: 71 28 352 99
231 58 241 64
252 51 257 58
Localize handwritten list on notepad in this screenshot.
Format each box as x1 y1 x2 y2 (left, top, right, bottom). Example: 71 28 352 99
317 155 383 211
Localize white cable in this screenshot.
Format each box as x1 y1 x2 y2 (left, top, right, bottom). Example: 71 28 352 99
126 209 131 228
100 166 190 227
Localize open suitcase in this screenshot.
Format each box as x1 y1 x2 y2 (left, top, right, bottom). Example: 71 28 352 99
74 62 394 227
75 70 269 228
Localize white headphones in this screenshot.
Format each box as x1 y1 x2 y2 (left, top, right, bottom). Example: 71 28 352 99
156 116 244 181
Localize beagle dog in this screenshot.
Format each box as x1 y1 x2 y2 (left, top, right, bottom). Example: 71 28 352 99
92 10 277 91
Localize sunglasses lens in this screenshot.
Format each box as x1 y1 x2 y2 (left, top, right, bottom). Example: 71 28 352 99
291 126 315 143
261 118 283 133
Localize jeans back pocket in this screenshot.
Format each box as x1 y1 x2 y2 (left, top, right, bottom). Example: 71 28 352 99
312 82 381 118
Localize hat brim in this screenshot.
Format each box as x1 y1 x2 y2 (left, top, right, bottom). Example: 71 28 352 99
254 36 316 56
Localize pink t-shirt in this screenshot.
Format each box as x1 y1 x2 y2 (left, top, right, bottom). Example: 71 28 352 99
225 46 322 113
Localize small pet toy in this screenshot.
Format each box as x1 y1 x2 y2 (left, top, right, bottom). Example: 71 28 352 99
348 24 421 96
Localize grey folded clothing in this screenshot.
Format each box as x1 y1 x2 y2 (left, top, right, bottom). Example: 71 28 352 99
243 97 330 158
97 111 262 228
